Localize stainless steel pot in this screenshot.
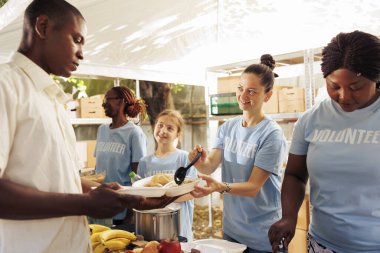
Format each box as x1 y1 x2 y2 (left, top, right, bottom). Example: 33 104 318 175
134 205 181 241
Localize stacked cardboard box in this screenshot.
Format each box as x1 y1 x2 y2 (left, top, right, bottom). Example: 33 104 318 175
279 87 305 113
87 140 97 168
79 96 106 118
263 88 279 114
217 76 240 94
288 195 310 253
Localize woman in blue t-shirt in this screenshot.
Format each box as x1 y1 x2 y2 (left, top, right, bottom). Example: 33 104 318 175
269 31 380 253
94 86 147 225
189 55 288 253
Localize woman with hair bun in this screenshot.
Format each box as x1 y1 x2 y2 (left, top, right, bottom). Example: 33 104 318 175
189 54 288 252
93 86 148 225
269 30 380 253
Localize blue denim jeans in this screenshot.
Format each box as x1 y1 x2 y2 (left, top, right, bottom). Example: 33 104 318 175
223 232 271 253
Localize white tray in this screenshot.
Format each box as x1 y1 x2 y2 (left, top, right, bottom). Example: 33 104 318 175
181 239 247 253
117 186 166 197
130 175 201 197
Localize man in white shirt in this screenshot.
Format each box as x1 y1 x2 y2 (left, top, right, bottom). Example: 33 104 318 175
0 1 175 252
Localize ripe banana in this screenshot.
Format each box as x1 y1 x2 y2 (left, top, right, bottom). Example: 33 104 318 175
91 241 101 250
103 238 130 250
99 229 136 243
90 232 101 243
89 224 111 234
111 237 131 245
93 243 106 253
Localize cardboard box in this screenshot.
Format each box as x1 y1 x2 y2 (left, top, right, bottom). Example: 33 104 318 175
263 89 278 114
279 99 305 113
297 195 310 230
279 87 305 101
217 76 240 94
87 140 96 168
79 96 103 108
288 229 308 253
80 107 106 118
79 96 106 118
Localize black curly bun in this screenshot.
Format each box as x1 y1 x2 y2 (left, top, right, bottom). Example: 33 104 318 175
260 54 279 77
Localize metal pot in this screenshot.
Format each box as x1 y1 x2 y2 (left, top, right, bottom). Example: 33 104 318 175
134 205 181 241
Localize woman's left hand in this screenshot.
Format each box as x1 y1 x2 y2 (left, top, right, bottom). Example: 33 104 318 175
191 174 223 198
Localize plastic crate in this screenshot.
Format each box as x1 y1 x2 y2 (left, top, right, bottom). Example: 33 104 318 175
210 93 242 115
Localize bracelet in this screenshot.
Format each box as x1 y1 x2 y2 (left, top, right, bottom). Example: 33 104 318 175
220 182 231 194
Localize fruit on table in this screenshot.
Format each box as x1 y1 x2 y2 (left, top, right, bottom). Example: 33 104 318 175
99 229 137 243
89 224 111 234
103 238 131 250
141 245 159 253
145 241 160 248
89 224 136 253
158 238 181 253
93 244 106 253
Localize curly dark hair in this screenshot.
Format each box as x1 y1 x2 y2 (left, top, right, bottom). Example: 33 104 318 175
243 54 278 93
321 30 380 88
110 86 146 118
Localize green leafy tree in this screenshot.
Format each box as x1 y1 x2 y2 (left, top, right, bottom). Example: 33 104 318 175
0 0 8 8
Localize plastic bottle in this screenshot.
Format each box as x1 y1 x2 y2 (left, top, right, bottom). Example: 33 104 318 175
129 171 142 184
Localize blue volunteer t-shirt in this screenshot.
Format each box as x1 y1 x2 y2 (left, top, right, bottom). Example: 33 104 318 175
137 149 197 242
214 116 287 251
290 97 380 253
95 121 147 219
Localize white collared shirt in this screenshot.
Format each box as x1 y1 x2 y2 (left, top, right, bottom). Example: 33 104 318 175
0 52 91 253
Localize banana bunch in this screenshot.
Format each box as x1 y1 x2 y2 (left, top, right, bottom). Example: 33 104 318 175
89 224 137 253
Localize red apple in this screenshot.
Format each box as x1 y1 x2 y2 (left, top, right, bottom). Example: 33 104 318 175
158 238 181 253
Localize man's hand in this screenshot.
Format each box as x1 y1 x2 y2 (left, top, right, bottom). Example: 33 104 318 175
84 182 144 218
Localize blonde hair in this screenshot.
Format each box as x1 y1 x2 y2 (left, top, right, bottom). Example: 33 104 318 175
156 109 185 137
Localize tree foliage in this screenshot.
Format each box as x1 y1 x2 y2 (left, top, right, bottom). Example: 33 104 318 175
139 80 174 129
0 0 8 8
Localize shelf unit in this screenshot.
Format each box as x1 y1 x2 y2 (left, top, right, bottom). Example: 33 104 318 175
209 112 302 122
205 48 323 120
70 118 111 125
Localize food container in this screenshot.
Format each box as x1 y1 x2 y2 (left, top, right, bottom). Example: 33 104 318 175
134 204 181 241
181 239 247 253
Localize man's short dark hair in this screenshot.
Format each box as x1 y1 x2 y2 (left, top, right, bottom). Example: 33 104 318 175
24 0 84 30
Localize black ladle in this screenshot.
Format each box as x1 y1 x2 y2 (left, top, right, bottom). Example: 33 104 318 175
174 151 202 185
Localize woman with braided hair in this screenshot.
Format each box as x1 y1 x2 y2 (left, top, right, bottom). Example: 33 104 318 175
269 30 380 253
93 86 148 225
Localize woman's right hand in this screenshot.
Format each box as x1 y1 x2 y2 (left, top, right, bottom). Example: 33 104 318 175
188 145 206 167
191 174 222 198
268 217 297 253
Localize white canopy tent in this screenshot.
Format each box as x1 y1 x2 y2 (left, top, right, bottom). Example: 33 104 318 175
1 0 379 85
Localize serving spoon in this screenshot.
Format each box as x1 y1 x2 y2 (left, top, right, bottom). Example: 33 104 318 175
174 151 202 185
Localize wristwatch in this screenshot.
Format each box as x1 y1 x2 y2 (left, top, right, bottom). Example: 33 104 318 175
220 182 231 194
